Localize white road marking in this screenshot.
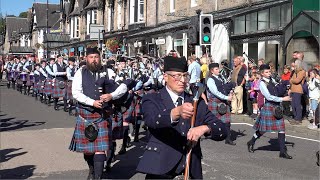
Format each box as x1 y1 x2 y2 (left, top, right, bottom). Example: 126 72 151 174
232 122 320 143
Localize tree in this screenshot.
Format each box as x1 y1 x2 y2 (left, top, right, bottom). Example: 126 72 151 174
19 12 28 18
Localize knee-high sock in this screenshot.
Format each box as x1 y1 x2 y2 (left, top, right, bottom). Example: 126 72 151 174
250 131 263 144
54 98 58 107
122 126 129 148
94 154 106 179
84 154 94 169
278 133 286 154
225 123 232 140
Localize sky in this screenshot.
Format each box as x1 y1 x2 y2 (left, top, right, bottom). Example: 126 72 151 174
1 0 60 17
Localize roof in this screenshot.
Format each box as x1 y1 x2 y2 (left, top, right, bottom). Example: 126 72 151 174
33 3 60 28
303 11 319 23
69 0 85 17
6 17 30 41
84 0 100 11
128 19 190 38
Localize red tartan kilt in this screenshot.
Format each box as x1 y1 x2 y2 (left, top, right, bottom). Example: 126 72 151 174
44 79 53 95
123 102 134 123
26 75 34 86
134 96 143 116
65 81 73 99
69 116 112 153
207 95 231 124
253 103 285 132
52 80 66 98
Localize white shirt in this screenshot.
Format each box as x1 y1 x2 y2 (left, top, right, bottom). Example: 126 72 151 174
72 67 127 106
166 86 184 123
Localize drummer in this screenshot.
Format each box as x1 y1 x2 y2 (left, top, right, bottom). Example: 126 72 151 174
66 57 77 115
23 55 36 95
17 57 28 94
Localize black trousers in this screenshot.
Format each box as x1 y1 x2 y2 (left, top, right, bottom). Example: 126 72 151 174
246 92 253 115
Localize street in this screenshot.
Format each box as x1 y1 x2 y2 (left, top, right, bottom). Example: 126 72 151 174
1 82 319 179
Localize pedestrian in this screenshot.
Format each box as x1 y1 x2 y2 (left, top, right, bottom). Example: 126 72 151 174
207 63 235 145
307 69 320 129
69 47 127 179
230 56 246 114
289 60 306 125
187 55 201 94
247 64 292 159
136 56 227 179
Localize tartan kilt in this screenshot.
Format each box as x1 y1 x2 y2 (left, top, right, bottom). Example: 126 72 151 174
69 108 112 153
207 95 231 124
123 100 135 123
26 74 34 86
37 81 45 94
7 71 12 81
52 80 66 98
44 79 53 95
13 71 19 80
134 95 143 117
111 110 123 140
65 81 73 100
253 103 285 132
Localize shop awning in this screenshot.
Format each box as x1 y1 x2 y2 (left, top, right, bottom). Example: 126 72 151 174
9 46 35 54
43 34 71 50
127 19 190 39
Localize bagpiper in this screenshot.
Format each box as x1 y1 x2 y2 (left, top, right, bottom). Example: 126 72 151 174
52 55 68 111
23 54 36 95
207 63 236 145
247 64 293 159
65 57 77 115
44 58 55 105
69 47 128 179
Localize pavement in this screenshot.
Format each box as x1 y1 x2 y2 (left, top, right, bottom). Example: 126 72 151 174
0 80 319 179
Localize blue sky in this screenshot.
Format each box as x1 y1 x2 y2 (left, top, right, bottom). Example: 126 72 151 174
1 0 60 16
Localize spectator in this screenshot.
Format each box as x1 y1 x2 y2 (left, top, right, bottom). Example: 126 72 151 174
257 58 265 68
307 69 320 129
248 73 260 118
281 65 291 81
230 56 246 114
199 57 209 83
289 60 306 125
187 55 201 94
281 65 292 117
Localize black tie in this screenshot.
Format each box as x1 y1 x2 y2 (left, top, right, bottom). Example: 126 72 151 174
177 97 183 106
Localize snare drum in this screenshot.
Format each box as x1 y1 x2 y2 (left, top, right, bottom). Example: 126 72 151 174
20 73 27 82
29 73 34 82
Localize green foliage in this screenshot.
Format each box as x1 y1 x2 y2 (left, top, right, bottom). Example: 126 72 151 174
19 12 28 18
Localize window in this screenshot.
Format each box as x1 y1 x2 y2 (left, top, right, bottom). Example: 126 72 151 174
258 9 269 30
92 10 97 24
270 6 280 28
191 0 198 7
170 0 175 12
246 12 257 32
281 3 291 27
74 17 79 38
234 16 245 34
130 0 144 24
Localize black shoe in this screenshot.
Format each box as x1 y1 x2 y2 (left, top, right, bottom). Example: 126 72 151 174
247 141 254 153
54 106 59 111
279 151 293 159
225 139 236 146
118 147 126 155
64 107 69 112
7 83 10 88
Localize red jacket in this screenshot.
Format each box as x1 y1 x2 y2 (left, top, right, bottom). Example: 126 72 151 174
281 72 291 81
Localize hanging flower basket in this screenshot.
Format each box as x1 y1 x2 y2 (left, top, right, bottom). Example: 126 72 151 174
105 38 121 53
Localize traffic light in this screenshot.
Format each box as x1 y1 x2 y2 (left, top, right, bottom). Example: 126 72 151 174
199 14 213 46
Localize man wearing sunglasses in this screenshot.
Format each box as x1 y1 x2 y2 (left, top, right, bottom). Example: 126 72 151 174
137 56 227 179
